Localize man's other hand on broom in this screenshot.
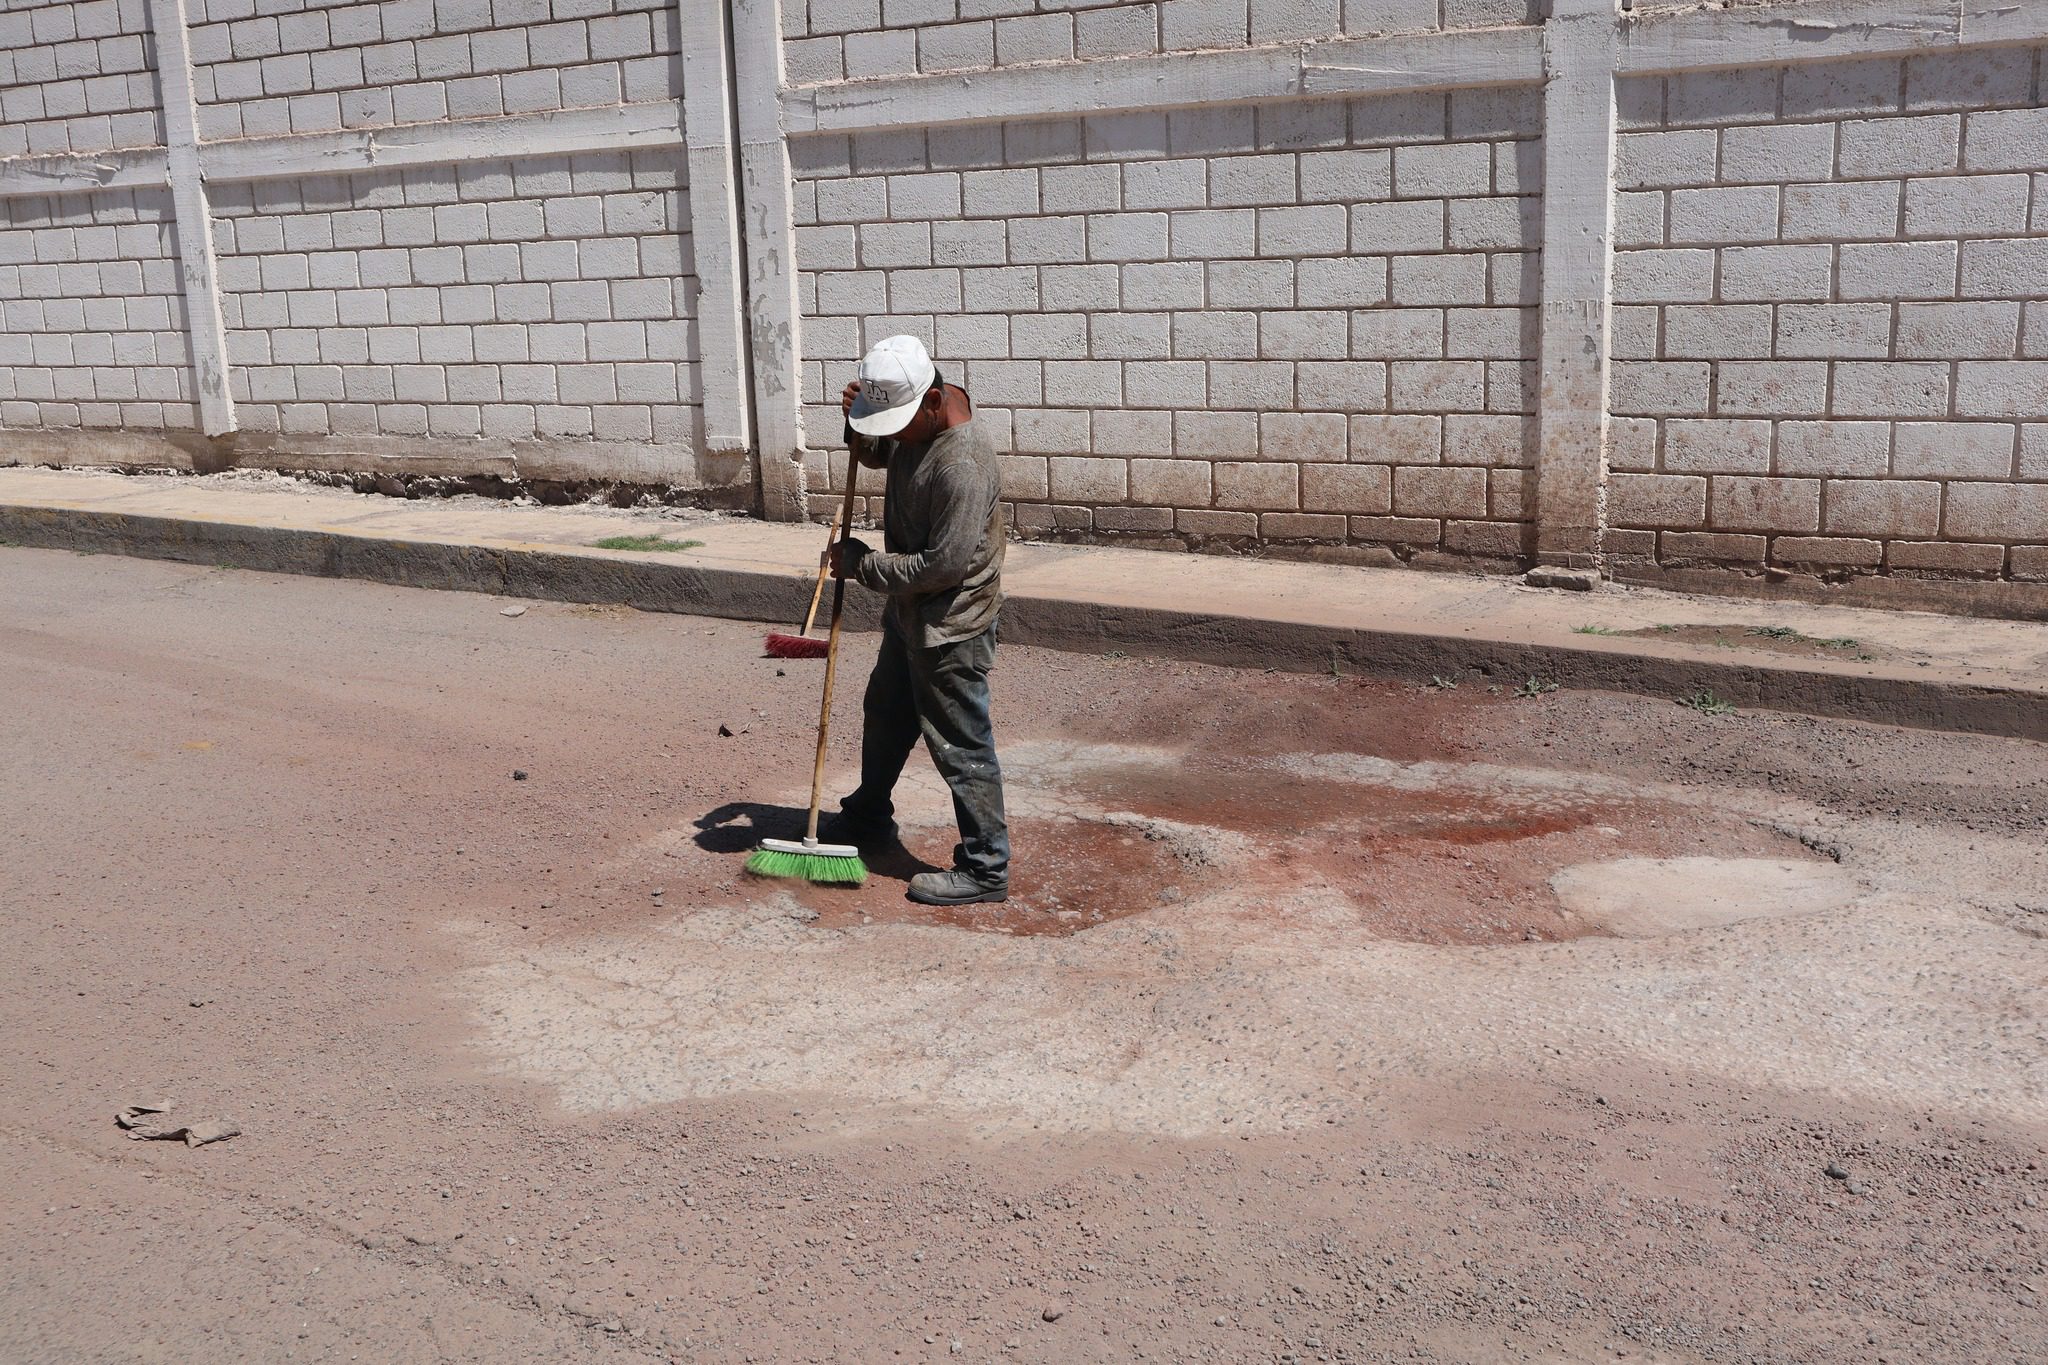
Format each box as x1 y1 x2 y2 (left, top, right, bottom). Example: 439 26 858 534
824 537 872 579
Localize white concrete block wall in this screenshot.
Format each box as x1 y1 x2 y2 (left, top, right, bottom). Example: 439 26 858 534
0 0 164 157
791 88 1543 555
209 149 707 457
186 0 683 141
0 189 198 431
1609 48 2048 582
784 0 1542 86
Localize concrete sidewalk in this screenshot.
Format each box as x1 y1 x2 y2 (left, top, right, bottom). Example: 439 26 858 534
3 465 2044 740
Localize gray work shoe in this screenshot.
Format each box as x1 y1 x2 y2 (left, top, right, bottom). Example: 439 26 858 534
907 870 1009 906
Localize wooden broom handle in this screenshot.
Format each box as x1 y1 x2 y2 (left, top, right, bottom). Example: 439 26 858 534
798 503 843 637
805 437 866 843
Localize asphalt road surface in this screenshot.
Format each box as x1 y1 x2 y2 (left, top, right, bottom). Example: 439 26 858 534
3 545 2043 1364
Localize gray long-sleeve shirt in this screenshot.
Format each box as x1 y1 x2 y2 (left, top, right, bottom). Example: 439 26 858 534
850 416 1005 647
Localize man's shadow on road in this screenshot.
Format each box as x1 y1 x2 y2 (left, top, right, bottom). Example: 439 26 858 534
693 802 941 887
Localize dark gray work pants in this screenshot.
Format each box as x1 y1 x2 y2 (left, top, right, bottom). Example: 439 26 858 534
841 616 1010 884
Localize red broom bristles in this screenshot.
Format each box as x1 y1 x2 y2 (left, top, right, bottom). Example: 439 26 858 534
764 632 830 659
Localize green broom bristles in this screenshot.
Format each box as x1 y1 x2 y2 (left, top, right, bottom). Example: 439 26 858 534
744 846 868 886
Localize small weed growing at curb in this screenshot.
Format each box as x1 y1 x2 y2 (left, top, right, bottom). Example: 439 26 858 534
1651 623 1680 634
1426 675 1460 691
1749 625 1802 641
1819 636 1859 650
1679 689 1737 716
1513 676 1559 699
1573 624 1619 635
591 534 704 553
1104 649 1128 660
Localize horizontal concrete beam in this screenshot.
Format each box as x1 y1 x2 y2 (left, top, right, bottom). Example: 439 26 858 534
0 146 170 199
202 101 686 184
1617 0 2048 75
782 26 1548 135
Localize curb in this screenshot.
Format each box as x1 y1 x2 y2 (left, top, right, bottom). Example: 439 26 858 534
4 502 2042 742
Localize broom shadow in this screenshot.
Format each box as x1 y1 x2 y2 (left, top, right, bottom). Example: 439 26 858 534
692 802 942 886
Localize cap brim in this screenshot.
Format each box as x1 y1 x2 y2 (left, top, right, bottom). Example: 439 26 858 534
847 377 931 437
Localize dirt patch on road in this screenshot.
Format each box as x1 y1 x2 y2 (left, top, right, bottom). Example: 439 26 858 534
1618 622 1882 661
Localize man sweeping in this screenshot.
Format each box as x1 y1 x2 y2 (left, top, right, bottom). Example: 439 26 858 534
822 335 1011 907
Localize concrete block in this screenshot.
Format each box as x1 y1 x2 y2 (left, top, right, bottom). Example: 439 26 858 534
1123 360 1207 409
1175 410 1260 458
962 168 1038 219
1959 239 2048 300
1075 313 1167 364
936 314 1011 359
1393 143 1491 199
1088 212 1170 263
1718 122 1836 184
1260 411 1348 462
1716 361 1828 418
1179 509 1261 538
1263 512 1349 541
1904 174 2032 238
1614 192 1666 249
1662 304 1772 360
1896 302 2021 360
1160 0 1249 51
1047 454 1126 503
1349 200 1446 253
2024 425 2048 479
1207 259 1294 309
1893 422 2016 479
1712 475 1821 534
1257 205 1348 258
1947 483 2048 541
1122 159 1209 211
1169 106 1258 158
1390 253 1487 308
1446 197 1537 252
1043 359 1123 406
1297 256 1385 308
1007 313 1089 358
1611 306 1661 362
1669 67 1779 127
888 172 962 218
1782 57 1901 121
1719 245 1833 304
1775 304 1893 360
1612 248 1715 305
1818 479 1939 538
1121 261 1204 311
1832 362 1952 419
994 13 1074 65
1130 456 1210 504
996 454 1051 501
1075 3 1158 57
1389 360 1485 414
1084 112 1170 161
1302 462 1391 514
1615 130 1718 190
1780 181 1901 243
1208 360 1294 408
1964 108 2048 174
1214 460 1300 511
1250 0 1338 43
1350 514 1441 546
1838 114 1959 178
1393 465 1485 519
1040 162 1122 213
1040 264 1120 310
1775 421 1891 478
1300 148 1391 203
962 266 1040 312
1352 309 1444 360
1905 46 2036 112
1609 361 1710 416
963 359 1044 406
932 220 1008 267
1838 241 1958 302
1095 411 1176 457
1667 186 1780 244
1296 360 1387 411
1955 362 2048 421
1008 215 1087 265
1771 536 1884 568
1173 311 1260 360
1170 209 1257 259
1886 540 2007 574
1663 418 1772 475
1611 473 1708 529
1209 154 1299 208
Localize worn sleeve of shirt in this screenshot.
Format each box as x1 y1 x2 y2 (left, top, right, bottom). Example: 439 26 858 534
853 457 985 596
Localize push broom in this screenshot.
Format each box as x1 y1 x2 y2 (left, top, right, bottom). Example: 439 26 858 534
763 502 840 659
744 440 868 887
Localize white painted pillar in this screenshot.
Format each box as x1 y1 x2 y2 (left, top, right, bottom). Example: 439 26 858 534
678 0 752 458
1532 0 1621 570
729 0 808 522
146 0 236 439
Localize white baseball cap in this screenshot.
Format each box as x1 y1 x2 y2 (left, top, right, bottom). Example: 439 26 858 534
848 334 936 437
